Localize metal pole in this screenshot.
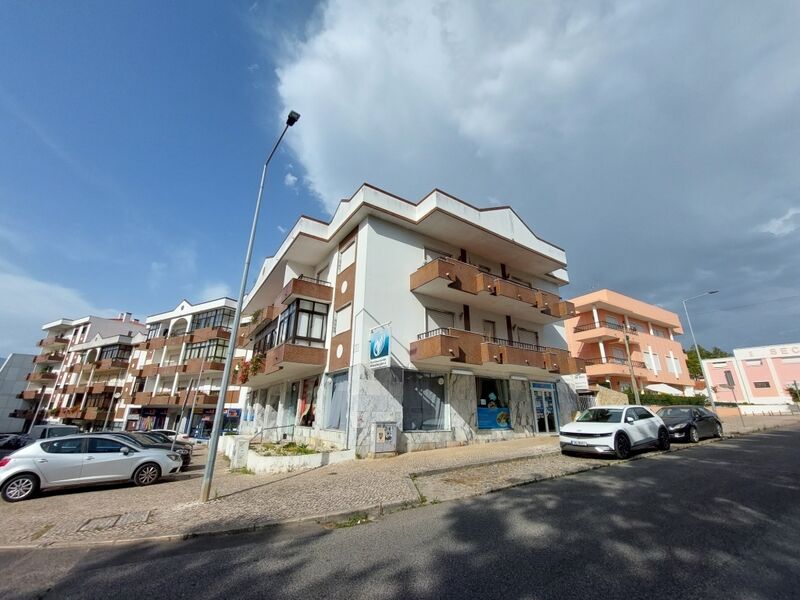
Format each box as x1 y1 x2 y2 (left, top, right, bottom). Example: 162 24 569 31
622 331 641 404
200 114 298 502
172 377 194 451
683 299 716 410
729 384 746 428
102 366 127 431
28 388 46 434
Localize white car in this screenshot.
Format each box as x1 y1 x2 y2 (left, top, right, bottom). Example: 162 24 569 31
0 434 183 502
559 405 670 459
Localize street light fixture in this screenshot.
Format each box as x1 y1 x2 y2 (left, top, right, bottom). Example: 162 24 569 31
199 110 300 503
682 290 718 410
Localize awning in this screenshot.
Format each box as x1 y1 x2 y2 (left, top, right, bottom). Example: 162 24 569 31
645 383 684 395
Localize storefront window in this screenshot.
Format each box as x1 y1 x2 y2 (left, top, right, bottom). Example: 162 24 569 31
403 371 446 430
324 372 349 430
298 376 319 427
476 377 511 429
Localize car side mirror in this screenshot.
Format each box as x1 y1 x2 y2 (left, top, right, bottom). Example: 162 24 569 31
121 447 131 455
625 416 635 424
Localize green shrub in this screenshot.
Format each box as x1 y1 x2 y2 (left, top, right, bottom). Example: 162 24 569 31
625 390 705 406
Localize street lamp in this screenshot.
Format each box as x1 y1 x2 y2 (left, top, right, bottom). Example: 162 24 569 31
199 110 300 502
682 290 718 410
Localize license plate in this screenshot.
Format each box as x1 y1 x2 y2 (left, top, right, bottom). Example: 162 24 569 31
570 440 588 446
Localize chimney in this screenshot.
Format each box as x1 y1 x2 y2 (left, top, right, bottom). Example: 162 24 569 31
122 312 132 322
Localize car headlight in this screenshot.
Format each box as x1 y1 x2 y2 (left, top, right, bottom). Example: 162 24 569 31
177 448 188 454
669 422 689 430
167 453 181 462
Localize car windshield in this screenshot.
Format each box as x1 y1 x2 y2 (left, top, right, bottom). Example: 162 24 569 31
657 407 693 418
129 433 162 445
577 408 623 423
144 432 170 443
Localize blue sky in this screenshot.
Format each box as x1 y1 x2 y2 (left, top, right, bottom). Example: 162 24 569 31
1 1 799 356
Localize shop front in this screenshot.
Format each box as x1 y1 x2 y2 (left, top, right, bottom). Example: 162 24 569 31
138 407 170 431
531 381 559 433
476 377 512 430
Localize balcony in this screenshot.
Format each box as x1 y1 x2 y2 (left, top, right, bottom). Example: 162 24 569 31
83 407 111 421
89 383 116 395
410 257 573 323
93 358 129 372
34 352 65 364
18 390 50 402
276 276 333 306
139 336 167 350
165 333 193 348
410 328 583 376
237 306 280 347
38 335 69 348
141 364 160 378
158 363 187 377
58 406 85 419
190 326 232 343
184 358 226 374
585 356 649 379
26 371 57 382
244 343 327 387
572 321 639 343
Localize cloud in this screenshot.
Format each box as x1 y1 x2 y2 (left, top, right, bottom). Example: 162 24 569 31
284 172 298 187
757 207 800 237
270 0 800 349
248 63 260 73
0 271 116 356
198 282 233 301
277 225 287 233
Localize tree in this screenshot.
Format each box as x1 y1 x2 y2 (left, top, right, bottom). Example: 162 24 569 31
684 345 732 379
787 385 800 403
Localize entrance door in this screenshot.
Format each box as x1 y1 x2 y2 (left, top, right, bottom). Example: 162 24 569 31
531 382 559 433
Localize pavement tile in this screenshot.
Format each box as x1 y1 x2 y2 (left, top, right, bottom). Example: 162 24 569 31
78 516 120 532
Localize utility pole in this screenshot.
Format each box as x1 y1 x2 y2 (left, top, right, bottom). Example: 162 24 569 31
622 330 641 404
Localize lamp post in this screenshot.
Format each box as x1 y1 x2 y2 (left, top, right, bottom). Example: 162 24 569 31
199 110 300 502
682 290 718 410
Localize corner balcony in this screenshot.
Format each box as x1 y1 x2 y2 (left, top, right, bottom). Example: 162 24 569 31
572 321 639 344
585 356 649 379
237 305 280 348
26 371 57 383
184 358 226 374
276 276 334 306
34 352 65 364
37 335 69 348
140 364 160 378
18 390 50 402
190 326 232 343
410 257 573 323
410 328 584 376
244 343 327 387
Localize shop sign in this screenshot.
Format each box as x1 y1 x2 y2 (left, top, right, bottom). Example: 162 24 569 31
369 323 391 369
477 407 511 429
561 374 589 392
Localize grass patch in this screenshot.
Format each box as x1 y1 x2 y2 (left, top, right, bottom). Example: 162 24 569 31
332 513 370 528
30 523 54 541
230 467 255 475
254 442 317 457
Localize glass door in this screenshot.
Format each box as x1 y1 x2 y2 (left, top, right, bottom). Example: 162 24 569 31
531 382 559 433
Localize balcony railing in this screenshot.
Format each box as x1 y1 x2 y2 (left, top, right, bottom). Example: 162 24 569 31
34 352 65 364
37 335 69 347
276 276 334 306
26 371 57 382
585 356 647 369
573 321 638 335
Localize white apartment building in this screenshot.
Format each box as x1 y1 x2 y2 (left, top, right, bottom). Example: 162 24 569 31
20 313 145 429
118 298 244 433
238 184 584 456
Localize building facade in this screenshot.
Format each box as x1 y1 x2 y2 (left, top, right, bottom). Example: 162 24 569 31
1 354 36 433
19 313 145 429
702 343 800 405
565 289 694 396
237 184 584 456
118 298 244 434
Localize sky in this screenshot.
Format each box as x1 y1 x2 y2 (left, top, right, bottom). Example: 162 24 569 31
1 0 799 357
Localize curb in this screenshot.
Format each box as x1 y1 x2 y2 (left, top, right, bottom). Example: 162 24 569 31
5 422 794 551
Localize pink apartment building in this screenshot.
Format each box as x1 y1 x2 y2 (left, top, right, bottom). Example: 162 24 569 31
702 343 800 405
565 289 695 396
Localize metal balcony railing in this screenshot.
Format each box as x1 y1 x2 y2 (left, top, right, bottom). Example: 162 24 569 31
573 321 638 334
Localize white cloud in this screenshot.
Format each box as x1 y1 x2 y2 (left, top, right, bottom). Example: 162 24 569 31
284 172 298 187
0 271 116 356
198 282 233 301
757 207 800 237
277 225 287 233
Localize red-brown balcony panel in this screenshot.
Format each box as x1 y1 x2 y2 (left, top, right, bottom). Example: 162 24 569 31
584 356 649 379
159 364 187 377
141 364 160 378
26 371 57 382
38 335 69 348
237 305 279 347
191 326 232 343
491 278 539 306
58 406 85 419
410 257 481 297
178 389 221 407
165 334 193 348
68 363 84 373
142 337 167 350
276 276 334 306
83 407 111 421
184 358 226 374
35 352 65 364
89 383 116 395
94 358 130 372
410 328 484 366
572 321 639 344
244 343 327 387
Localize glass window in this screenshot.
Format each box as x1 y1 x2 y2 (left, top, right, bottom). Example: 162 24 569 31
189 308 236 332
338 242 356 273
333 305 352 336
99 345 132 361
476 377 511 429
47 427 79 438
88 438 127 453
577 408 622 423
426 309 454 332
403 372 446 431
184 339 230 362
324 372 349 430
41 438 84 454
634 407 654 419
754 381 771 389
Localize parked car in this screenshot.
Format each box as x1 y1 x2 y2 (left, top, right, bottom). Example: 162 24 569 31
560 405 670 459
0 434 33 458
0 434 183 502
135 431 195 454
28 424 79 440
656 406 723 442
88 431 192 468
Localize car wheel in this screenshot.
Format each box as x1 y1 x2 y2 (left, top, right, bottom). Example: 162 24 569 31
657 428 671 451
614 433 631 459
132 463 161 486
688 426 700 443
714 422 723 438
1 473 39 502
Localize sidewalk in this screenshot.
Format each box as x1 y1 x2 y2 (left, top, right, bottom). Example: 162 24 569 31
2 414 798 547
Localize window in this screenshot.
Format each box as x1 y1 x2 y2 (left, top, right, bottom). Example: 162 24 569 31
754 381 771 389
47 427 80 438
87 438 127 453
99 345 131 361
295 300 328 342
517 328 539 347
324 372 349 430
652 354 662 372
333 305 352 336
426 309 454 332
403 371 446 431
185 339 230 362
253 300 329 353
476 377 510 430
338 242 356 273
42 438 84 454
483 320 496 339
147 323 167 340
605 315 620 327
189 308 235 332
633 407 654 419
652 327 666 338
577 408 622 423
744 359 763 366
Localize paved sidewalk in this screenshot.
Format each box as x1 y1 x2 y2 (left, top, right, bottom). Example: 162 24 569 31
1 414 797 547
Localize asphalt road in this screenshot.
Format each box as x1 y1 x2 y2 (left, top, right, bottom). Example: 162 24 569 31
2 426 799 600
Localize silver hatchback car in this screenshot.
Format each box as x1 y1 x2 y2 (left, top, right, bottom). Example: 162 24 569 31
0 434 183 502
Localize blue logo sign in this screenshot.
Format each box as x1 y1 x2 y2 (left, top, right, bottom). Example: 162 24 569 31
369 324 391 369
